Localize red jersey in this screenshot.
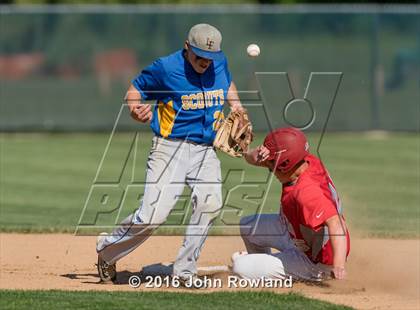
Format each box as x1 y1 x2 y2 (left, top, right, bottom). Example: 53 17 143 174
281 154 350 265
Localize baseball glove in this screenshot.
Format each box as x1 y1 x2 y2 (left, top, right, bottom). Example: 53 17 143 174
213 109 254 158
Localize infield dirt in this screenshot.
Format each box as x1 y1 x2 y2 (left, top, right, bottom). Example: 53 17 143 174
1 234 418 310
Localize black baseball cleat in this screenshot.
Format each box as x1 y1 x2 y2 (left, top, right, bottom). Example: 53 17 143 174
96 232 117 283
97 255 117 283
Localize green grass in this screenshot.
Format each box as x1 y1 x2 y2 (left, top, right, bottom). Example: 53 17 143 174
0 290 352 310
0 132 419 237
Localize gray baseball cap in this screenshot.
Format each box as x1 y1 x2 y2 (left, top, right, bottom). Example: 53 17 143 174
187 23 224 61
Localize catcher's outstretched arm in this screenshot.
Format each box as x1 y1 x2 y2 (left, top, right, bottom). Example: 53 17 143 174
226 82 244 112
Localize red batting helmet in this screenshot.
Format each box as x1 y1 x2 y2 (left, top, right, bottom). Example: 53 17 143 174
263 127 309 173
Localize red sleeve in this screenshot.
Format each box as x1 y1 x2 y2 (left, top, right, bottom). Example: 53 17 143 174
295 183 338 229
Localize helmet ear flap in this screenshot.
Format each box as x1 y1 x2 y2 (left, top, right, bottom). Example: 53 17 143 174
273 157 290 173
280 159 290 168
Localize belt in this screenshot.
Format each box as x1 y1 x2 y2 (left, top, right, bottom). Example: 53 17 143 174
157 136 213 147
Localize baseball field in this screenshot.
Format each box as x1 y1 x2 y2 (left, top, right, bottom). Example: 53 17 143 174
0 131 419 309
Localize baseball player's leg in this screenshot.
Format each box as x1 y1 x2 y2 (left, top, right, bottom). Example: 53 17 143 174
173 146 222 279
239 213 296 254
232 253 288 280
231 213 294 279
234 213 325 281
232 247 326 281
97 137 188 264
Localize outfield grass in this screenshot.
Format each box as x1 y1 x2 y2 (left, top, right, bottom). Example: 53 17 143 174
0 132 419 237
0 290 352 310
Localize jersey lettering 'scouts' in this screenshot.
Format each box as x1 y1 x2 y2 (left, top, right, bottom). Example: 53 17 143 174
132 49 231 144
181 89 224 110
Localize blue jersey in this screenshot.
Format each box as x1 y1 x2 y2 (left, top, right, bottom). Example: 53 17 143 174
132 49 232 145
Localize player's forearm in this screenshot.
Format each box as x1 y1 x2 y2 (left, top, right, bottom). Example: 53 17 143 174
326 215 347 274
331 234 347 268
125 84 141 105
244 147 269 167
227 82 244 111
244 148 260 166
125 84 152 123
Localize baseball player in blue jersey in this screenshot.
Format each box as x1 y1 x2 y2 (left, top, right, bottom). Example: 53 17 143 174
96 24 244 285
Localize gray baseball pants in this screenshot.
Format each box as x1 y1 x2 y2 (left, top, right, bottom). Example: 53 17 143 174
232 214 330 281
96 136 222 278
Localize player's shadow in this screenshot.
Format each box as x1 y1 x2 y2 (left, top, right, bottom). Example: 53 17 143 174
60 262 173 285
60 272 103 284
115 263 173 285
60 271 140 285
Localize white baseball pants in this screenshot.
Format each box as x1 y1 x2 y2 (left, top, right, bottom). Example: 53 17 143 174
97 136 222 278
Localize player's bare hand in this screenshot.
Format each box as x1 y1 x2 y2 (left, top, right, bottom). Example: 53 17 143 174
256 145 270 162
244 145 270 166
129 103 152 123
231 104 245 113
331 266 347 280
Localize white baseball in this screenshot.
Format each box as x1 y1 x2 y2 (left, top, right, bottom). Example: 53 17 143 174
247 44 260 57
